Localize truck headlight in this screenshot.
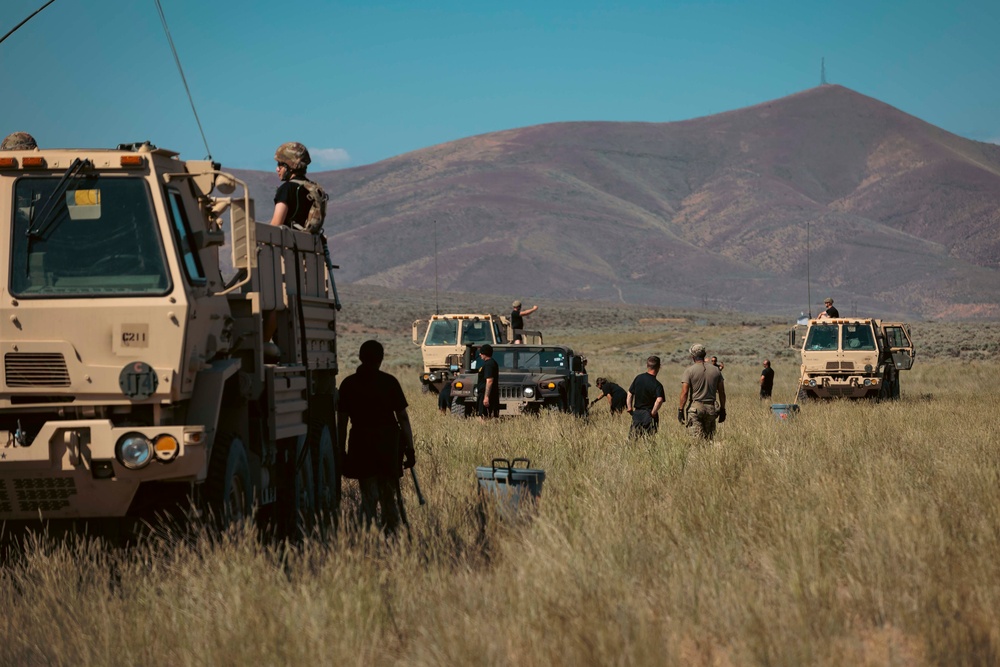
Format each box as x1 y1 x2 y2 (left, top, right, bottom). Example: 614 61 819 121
116 432 153 470
523 387 535 398
808 379 817 387
428 372 438 382
863 378 871 386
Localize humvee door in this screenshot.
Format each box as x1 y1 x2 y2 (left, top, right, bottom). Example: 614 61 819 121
881 323 915 371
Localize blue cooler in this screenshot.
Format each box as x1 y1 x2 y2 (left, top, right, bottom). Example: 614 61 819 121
476 458 545 516
770 403 800 421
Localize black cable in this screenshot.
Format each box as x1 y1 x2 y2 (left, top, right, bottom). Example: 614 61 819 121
0 0 56 46
154 0 212 160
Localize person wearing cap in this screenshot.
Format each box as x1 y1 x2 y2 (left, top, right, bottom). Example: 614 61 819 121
678 343 727 440
476 343 501 418
591 377 628 414
818 298 839 319
510 300 538 343
626 356 665 438
1 132 37 150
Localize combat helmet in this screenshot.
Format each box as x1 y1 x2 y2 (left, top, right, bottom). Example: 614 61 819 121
1 132 37 150
274 142 311 172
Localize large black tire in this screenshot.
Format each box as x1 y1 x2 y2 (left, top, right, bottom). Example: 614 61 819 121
204 434 253 529
451 399 471 418
420 382 430 394
289 435 316 538
313 424 339 520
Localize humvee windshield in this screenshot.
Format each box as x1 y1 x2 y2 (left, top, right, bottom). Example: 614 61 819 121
494 348 567 371
10 176 170 297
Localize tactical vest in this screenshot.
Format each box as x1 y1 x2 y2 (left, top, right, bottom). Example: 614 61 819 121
288 178 329 234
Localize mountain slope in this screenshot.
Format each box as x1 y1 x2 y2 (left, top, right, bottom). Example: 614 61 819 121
231 85 1000 319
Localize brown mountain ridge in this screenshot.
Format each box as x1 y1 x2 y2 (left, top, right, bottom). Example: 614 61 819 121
232 85 1000 319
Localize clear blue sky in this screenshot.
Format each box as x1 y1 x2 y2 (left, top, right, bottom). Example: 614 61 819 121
2 0 997 171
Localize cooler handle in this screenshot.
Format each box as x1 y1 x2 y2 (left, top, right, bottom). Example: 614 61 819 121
512 457 531 469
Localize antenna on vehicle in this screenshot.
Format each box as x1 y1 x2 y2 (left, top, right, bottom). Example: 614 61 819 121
0 0 56 46
806 222 812 318
820 57 827 86
155 0 212 160
434 219 440 315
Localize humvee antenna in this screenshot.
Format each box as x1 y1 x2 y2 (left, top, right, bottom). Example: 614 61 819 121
155 0 212 160
0 0 56 46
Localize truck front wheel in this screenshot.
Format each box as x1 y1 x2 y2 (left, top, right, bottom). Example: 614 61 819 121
204 434 252 528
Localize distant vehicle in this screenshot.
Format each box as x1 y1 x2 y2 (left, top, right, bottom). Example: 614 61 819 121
0 142 338 536
450 344 589 417
794 318 915 400
412 314 542 394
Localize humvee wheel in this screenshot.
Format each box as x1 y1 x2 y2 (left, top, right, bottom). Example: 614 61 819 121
451 400 471 418
205 434 252 528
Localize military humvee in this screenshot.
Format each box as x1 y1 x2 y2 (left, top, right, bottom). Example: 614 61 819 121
795 317 914 400
412 313 542 394
449 344 589 417
0 141 338 535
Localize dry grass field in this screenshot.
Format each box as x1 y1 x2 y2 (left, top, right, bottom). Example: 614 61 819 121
3 288 999 666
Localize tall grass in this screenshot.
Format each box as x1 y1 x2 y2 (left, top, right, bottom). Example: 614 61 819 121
3 320 1000 665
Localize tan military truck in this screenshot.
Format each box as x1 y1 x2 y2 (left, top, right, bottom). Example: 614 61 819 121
0 141 338 536
412 313 542 394
796 317 914 400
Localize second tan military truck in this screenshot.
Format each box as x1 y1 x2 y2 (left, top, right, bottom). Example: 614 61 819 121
796 317 914 400
0 141 338 536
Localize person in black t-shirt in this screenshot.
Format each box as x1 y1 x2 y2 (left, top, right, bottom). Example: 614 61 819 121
818 297 840 319
626 356 666 438
476 343 501 418
592 377 628 414
338 340 416 535
759 359 775 399
269 141 315 228
510 300 539 342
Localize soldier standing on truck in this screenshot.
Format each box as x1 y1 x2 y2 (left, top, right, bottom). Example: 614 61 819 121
626 357 665 438
678 344 727 440
510 300 539 343
338 340 416 535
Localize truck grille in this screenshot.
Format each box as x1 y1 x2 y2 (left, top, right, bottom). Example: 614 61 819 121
4 353 71 387
500 385 524 400
9 478 76 512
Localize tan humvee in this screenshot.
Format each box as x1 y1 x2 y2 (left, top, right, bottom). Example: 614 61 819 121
412 313 542 394
0 142 338 535
796 317 914 400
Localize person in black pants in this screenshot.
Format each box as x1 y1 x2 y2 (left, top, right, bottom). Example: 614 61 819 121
626 356 665 438
476 343 501 419
759 359 774 399
592 377 628 414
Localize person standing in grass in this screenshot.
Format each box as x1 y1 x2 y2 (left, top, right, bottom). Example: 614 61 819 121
626 356 665 438
476 343 501 419
678 343 727 440
338 340 416 535
759 359 774 400
592 377 628 414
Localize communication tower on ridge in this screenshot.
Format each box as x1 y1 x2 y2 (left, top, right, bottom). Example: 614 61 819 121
821 57 828 85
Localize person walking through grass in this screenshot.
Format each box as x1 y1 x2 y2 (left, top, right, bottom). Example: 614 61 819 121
678 343 727 440
759 359 774 400
626 356 665 438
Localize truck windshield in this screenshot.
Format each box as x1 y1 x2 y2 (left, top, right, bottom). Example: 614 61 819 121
842 324 876 350
804 324 839 351
425 319 458 345
461 320 493 345
10 176 170 297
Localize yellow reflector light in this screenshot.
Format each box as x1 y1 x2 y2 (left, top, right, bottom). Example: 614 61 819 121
454 381 464 389
545 382 556 390
22 156 46 168
183 431 204 446
120 155 144 167
153 434 180 462
0 157 16 168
